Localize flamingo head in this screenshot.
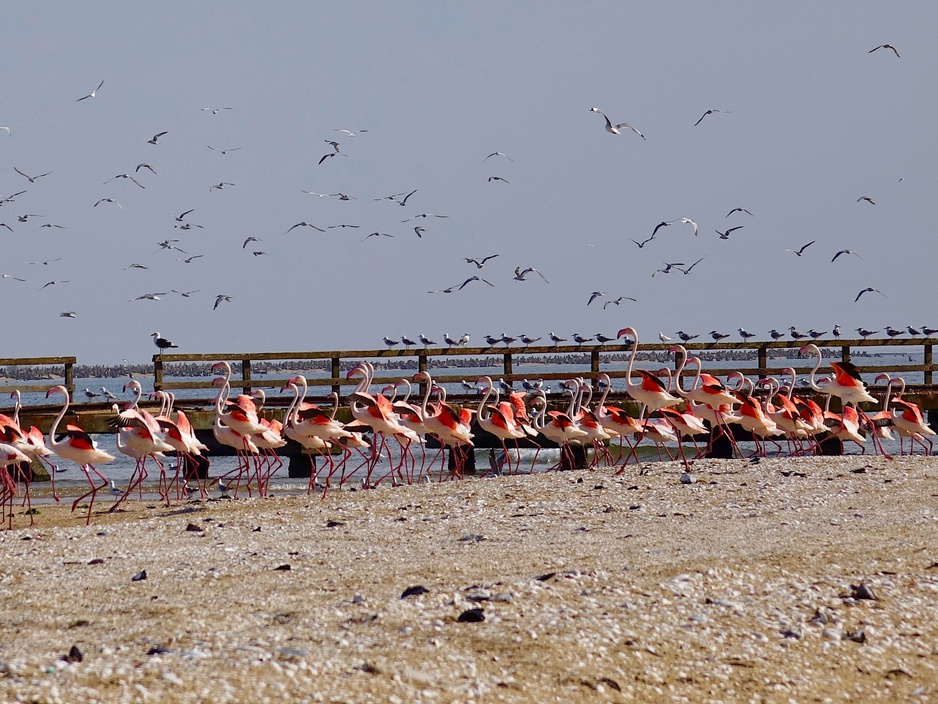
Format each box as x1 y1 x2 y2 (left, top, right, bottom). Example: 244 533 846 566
211 361 230 373
616 326 637 340
45 385 67 399
123 380 141 393
211 376 227 387
798 343 818 357
412 371 431 383
279 381 296 393
380 385 395 396
668 344 686 357
346 364 367 380
874 373 890 384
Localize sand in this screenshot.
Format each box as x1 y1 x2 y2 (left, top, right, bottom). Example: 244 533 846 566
0 455 937 703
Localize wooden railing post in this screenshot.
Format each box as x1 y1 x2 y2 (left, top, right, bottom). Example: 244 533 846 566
153 356 163 391
758 345 767 378
926 344 933 385
242 358 252 394
841 345 851 363
332 356 341 396
64 360 74 393
591 348 600 385
503 352 513 380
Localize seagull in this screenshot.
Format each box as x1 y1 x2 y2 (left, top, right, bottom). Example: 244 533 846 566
30 257 61 265
769 329 787 340
401 335 417 348
318 152 338 165
402 213 449 222
483 151 516 163
738 327 757 340
715 226 744 239
418 333 437 346
831 249 863 262
907 326 923 336
676 257 705 275
374 189 418 206
725 207 753 218
83 388 99 400
652 262 683 277
785 240 815 256
653 221 673 238
674 217 699 236
0 126 9 136
324 139 341 153
75 80 104 101
694 109 731 126
603 296 636 309
807 329 827 339
855 287 886 303
414 227 426 238
869 44 900 57
123 263 148 270
210 182 234 191
13 167 52 183
589 107 645 139
484 334 502 346
284 222 326 234
17 214 42 222
327 224 360 229
709 331 730 341
514 266 548 283
101 387 118 402
833 324 841 338
175 209 194 222
201 107 233 114
595 333 615 344
519 334 542 346
172 289 199 297
156 239 186 253
572 333 593 345
135 163 156 174
457 333 471 346
94 198 122 209
0 224 12 232
855 328 878 339
242 236 261 249
132 292 168 301
788 326 808 340
60 311 77 318
857 196 875 205
40 280 70 289
885 326 903 338
1 274 25 281
675 331 699 342
251 251 268 257
457 275 494 290
921 326 938 336
363 232 393 240
587 291 605 306
487 176 509 183
465 254 499 268
443 333 458 346
207 145 242 154
548 332 567 344
104 173 145 188
630 234 656 248
147 131 168 145
151 332 178 353
214 294 232 310
108 480 124 498
335 129 368 137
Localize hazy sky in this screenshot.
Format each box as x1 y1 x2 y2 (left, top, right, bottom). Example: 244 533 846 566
1 2 935 363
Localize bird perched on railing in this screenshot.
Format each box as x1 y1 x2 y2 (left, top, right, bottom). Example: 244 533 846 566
418 333 437 346
675 331 698 342
738 328 757 340
151 332 178 355
788 327 808 340
807 329 827 339
572 333 593 345
519 334 542 346
383 336 399 348
595 333 615 344
885 326 903 338
400 335 417 348
484 334 501 346
856 328 878 339
548 332 567 344
769 329 785 340
710 331 730 341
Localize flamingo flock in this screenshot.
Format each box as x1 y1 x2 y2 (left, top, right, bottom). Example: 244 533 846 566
1 333 936 528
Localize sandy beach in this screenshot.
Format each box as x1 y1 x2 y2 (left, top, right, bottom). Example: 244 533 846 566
1 455 937 703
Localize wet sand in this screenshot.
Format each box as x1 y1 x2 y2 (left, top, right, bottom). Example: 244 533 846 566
1 455 937 703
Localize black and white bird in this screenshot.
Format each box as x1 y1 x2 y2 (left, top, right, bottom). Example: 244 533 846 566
83 388 99 401
588 107 645 139
709 331 730 341
418 333 437 346
400 335 417 348
738 327 757 340
457 333 471 346
514 266 549 283
465 254 499 269
104 173 145 189
869 44 900 57
548 332 567 345
383 336 399 348
484 334 501 346
921 326 938 336
807 329 828 339
857 195 875 205
587 291 605 306
694 108 731 126
831 249 863 262
457 275 494 290
572 333 593 345
443 333 458 347
769 329 785 340
907 326 923 336
856 328 878 339
13 167 52 183
675 331 699 342
595 333 615 344
101 387 118 402
725 207 753 218
284 222 326 234
884 326 903 338
75 80 104 102
482 151 515 163
659 332 673 343
213 294 232 310
93 198 122 209
788 327 808 340
603 296 636 309
833 324 841 338
785 241 815 256
519 334 542 346
715 226 744 240
151 332 178 354
209 182 234 191
147 131 168 145
499 333 516 346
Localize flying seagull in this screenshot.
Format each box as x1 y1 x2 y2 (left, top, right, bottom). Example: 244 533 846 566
135 163 156 174
785 240 815 256
603 296 636 309
487 176 509 183
363 232 393 240
402 213 448 222
147 131 168 145
284 222 326 234
210 182 234 191
214 294 232 310
465 254 499 268
725 207 753 218
869 44 900 57
132 292 168 301
588 107 645 139
172 289 199 297
75 80 104 102
208 145 242 155
857 196 875 205
630 234 656 248
242 236 261 249
104 173 145 188
514 266 549 283
458 275 494 290
715 226 744 239
587 291 605 306
175 209 194 222
201 107 233 114
94 198 122 209
855 287 886 303
482 151 516 163
694 109 731 126
334 129 368 137
13 167 52 183
831 249 863 262
414 227 426 238
674 217 699 236
60 311 77 318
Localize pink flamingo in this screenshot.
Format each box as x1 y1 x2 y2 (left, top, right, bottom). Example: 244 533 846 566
875 374 935 454
476 376 526 473
412 371 474 480
0 442 31 528
45 385 115 525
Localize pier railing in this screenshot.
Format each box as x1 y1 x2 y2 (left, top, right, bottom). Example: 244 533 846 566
152 336 936 398
0 356 76 395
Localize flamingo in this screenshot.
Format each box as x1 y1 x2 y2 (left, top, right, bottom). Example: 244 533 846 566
210 369 264 496
529 391 588 470
412 371 474 480
875 374 935 454
476 376 527 474
0 442 31 528
594 373 644 465
280 380 335 494
45 385 115 525
113 380 175 506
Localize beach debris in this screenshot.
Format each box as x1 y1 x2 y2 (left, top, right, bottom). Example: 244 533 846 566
850 583 878 601
534 572 556 582
457 533 486 542
273 564 291 571
88 558 104 565
680 472 696 485
845 630 867 643
147 646 174 656
131 569 147 582
251 526 261 532
185 523 203 532
457 608 485 623
62 645 83 663
401 585 430 599
326 520 346 528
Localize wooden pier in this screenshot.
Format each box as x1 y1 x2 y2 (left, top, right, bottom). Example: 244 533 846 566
4 337 938 437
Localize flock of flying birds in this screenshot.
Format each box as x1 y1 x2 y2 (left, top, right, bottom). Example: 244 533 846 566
0 43 911 357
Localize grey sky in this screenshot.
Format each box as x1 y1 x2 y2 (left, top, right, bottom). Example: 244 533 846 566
1 2 934 363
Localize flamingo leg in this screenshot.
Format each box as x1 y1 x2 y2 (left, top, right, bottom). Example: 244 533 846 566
72 464 109 525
